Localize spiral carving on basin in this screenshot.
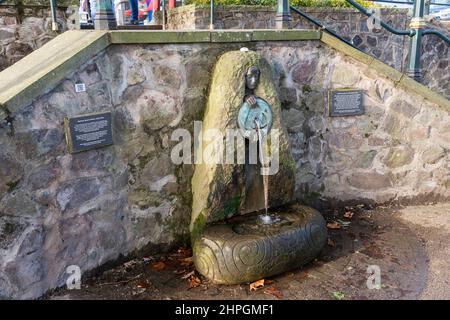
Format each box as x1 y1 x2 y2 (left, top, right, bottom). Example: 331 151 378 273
193 205 327 284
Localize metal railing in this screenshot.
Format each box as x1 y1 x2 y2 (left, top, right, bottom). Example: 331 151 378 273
346 0 414 36
290 6 359 49
287 0 450 81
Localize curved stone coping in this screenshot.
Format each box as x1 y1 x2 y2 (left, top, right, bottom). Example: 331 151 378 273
0 29 318 113
193 205 327 284
109 29 320 44
321 32 450 110
0 30 110 113
0 29 448 114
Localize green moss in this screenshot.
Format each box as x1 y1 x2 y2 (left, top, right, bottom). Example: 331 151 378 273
138 153 153 170
215 195 241 221
6 180 20 192
191 213 206 242
302 84 312 94
164 211 191 247
3 222 16 235
302 190 322 203
280 151 296 174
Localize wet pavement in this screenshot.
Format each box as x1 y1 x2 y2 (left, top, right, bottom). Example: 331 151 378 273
48 203 450 300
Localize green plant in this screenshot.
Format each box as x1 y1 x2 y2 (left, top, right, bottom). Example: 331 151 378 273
185 0 375 8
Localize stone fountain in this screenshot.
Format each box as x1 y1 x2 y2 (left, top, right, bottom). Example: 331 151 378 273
191 50 327 284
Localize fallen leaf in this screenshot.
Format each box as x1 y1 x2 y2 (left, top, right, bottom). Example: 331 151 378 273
179 256 194 267
344 211 354 219
265 279 274 285
137 281 150 289
297 271 308 280
250 279 265 291
177 247 192 257
151 261 166 271
332 291 345 300
188 275 201 288
174 269 186 275
327 238 336 247
182 270 195 279
264 286 284 299
327 221 341 229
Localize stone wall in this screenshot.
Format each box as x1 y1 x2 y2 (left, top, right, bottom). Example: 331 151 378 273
421 21 450 98
1 33 450 299
161 6 410 73
1 3 448 96
159 5 449 98
0 0 76 71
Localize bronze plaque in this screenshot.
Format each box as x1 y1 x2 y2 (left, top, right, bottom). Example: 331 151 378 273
329 89 364 117
64 112 113 153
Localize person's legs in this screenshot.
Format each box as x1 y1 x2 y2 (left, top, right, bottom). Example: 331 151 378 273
129 0 139 22
90 0 97 22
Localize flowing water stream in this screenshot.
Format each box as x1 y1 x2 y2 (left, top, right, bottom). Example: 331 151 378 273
255 120 276 225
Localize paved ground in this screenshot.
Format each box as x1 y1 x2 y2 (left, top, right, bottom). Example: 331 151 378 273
48 203 450 300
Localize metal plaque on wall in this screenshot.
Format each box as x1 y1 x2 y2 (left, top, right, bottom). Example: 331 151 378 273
64 112 113 153
329 89 364 117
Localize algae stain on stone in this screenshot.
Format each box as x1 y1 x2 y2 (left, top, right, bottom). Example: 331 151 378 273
6 179 20 193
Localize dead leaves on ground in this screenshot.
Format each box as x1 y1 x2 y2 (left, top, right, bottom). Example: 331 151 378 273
177 247 192 256
151 261 167 271
327 221 341 229
264 286 284 299
344 211 354 219
188 274 202 289
249 279 283 299
179 256 194 267
250 279 266 291
150 247 193 271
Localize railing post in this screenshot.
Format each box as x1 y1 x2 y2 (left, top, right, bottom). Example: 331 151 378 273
210 0 214 30
407 0 427 82
95 0 117 30
162 0 166 30
49 0 58 31
424 0 430 16
276 0 292 29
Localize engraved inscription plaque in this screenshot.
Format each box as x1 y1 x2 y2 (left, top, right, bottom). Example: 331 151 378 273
329 89 364 117
64 112 113 153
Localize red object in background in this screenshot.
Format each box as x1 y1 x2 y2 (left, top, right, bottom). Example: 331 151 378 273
152 0 176 11
125 0 152 18
152 0 160 11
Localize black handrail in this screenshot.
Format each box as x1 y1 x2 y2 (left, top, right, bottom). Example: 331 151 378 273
345 0 449 45
290 6 358 50
346 0 415 36
423 29 450 44
367 0 450 6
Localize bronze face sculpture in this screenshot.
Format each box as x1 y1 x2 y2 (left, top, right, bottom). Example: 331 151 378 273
238 66 273 140
245 65 260 107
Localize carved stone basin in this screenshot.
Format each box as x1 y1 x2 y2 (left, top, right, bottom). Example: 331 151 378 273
193 205 327 284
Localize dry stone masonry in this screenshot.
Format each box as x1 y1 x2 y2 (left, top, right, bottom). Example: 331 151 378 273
157 5 449 98
0 0 75 71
